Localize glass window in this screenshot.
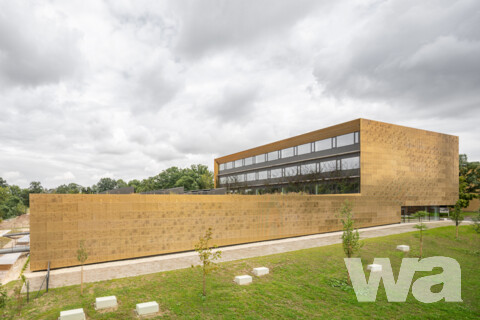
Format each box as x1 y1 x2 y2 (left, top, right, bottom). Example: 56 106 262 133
234 159 243 168
297 143 311 155
244 157 254 166
336 133 355 147
301 163 316 175
227 176 236 184
315 138 331 152
219 177 226 184
237 174 245 182
354 131 360 144
281 147 294 158
219 163 225 171
341 156 360 170
270 168 282 178
258 170 268 180
226 161 234 170
246 172 255 181
256 154 266 164
320 160 337 172
285 166 298 177
267 151 279 161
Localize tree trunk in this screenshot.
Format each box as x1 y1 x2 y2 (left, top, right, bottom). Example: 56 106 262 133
456 224 459 239
419 230 423 259
202 269 206 297
81 264 84 294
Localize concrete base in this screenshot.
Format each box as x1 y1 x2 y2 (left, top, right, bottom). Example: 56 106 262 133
234 275 252 285
0 252 22 271
253 267 269 276
58 308 85 320
136 301 159 316
95 295 117 310
367 264 382 272
396 245 410 252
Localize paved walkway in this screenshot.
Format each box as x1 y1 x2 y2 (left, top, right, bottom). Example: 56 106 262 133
24 220 458 291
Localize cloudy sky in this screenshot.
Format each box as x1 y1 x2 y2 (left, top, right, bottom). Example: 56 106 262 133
1 0 479 189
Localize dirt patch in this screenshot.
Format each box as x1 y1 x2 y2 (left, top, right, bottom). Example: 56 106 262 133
0 213 30 230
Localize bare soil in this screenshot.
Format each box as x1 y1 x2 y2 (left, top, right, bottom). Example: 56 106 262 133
0 213 30 230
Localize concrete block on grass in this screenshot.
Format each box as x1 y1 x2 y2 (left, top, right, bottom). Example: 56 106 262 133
58 308 85 320
253 267 269 276
136 301 159 316
367 264 382 272
396 245 410 252
234 275 252 285
95 295 117 310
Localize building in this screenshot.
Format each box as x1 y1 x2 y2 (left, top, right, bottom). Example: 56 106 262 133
30 119 458 271
214 118 458 216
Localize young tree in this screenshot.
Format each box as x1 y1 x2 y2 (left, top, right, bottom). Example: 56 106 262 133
451 202 464 240
339 200 362 285
413 211 428 258
76 240 88 294
194 228 222 297
339 200 362 259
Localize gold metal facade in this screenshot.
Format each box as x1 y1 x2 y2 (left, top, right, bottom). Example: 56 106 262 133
30 119 458 271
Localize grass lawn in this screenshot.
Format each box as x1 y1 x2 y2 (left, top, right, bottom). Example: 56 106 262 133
1 225 479 319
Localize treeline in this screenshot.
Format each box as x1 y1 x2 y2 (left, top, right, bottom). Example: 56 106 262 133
0 164 213 220
459 154 480 207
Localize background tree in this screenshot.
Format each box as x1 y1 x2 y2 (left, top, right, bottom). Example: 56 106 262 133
0 186 27 219
80 186 94 194
19 181 45 207
55 183 82 194
0 177 7 188
76 240 88 295
413 211 428 258
127 179 142 192
472 209 480 234
451 203 464 239
29 181 44 194
458 176 477 208
458 154 479 208
194 228 222 297
94 177 118 193
128 165 214 193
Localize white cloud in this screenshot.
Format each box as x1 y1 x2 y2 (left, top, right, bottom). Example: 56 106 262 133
53 171 76 181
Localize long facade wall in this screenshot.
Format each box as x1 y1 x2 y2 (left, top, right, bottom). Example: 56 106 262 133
30 119 459 271
30 193 397 271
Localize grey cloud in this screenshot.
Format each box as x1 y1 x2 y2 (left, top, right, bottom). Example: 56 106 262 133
0 2 83 87
174 0 321 58
1 0 479 188
208 85 259 123
314 0 480 118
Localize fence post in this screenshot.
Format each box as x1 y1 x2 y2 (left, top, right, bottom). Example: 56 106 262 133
46 261 50 293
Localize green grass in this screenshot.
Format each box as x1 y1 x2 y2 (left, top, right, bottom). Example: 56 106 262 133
2 226 479 319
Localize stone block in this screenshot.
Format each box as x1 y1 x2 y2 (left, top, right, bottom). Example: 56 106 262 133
58 308 85 320
234 275 252 285
367 264 382 272
396 245 410 252
136 301 159 316
95 296 117 310
253 267 269 276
